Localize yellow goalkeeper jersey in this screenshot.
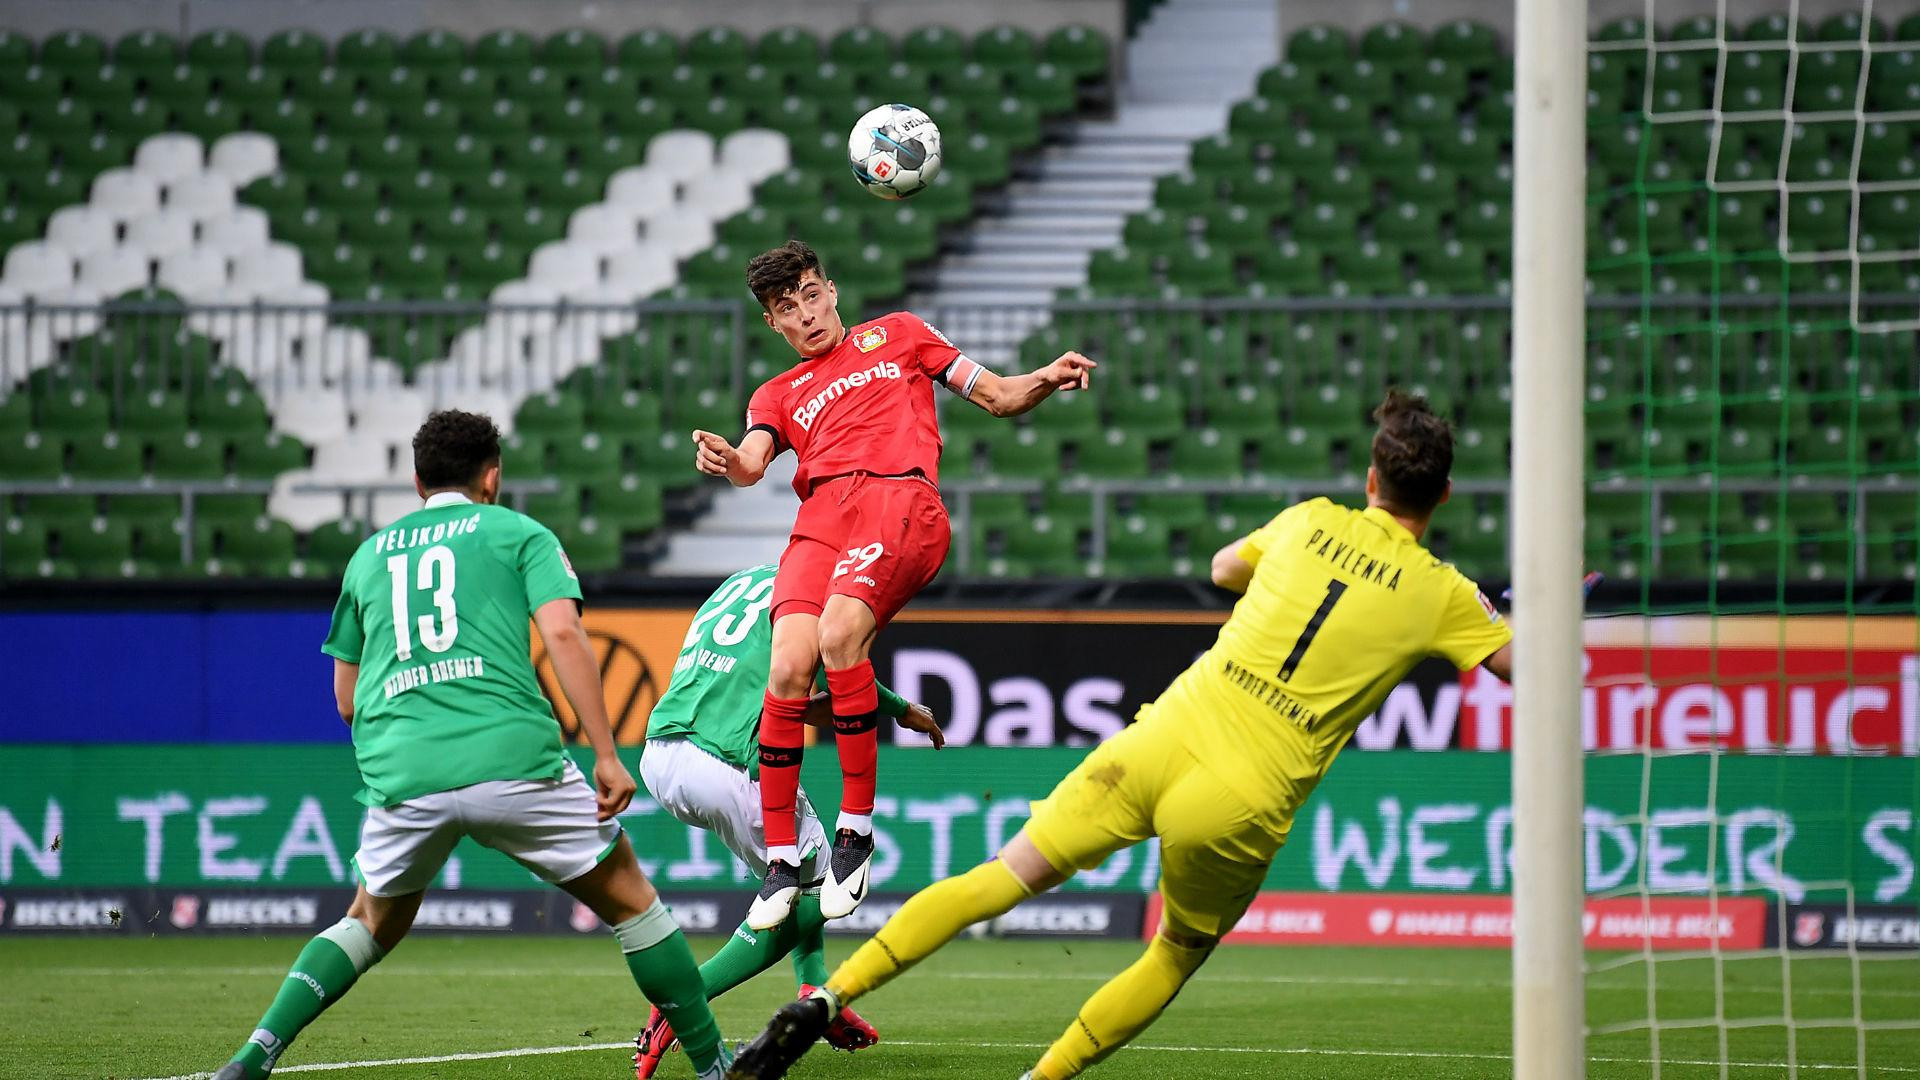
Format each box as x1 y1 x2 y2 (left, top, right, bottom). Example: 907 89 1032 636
1163 497 1513 820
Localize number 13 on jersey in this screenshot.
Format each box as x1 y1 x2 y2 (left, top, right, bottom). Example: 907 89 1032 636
387 546 458 661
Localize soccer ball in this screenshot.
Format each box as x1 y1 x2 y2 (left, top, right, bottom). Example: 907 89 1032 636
847 104 942 200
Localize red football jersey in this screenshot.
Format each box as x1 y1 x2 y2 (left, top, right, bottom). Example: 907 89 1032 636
744 311 984 498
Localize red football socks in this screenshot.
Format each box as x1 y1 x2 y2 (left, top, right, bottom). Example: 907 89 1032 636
758 691 811 850
827 661 881 819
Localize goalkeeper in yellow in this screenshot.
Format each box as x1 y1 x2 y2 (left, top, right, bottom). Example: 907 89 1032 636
726 390 1517 1080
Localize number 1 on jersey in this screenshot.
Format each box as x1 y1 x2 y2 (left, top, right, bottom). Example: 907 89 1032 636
1278 579 1346 682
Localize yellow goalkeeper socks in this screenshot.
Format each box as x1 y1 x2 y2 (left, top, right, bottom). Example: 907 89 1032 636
825 856 1031 1002
1030 931 1214 1080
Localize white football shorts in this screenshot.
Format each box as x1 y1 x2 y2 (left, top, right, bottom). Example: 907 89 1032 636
354 758 624 897
639 736 826 880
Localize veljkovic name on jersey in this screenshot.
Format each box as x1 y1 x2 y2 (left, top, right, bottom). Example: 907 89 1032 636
370 512 484 554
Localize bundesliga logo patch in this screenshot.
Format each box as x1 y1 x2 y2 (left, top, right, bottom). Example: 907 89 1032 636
852 326 888 353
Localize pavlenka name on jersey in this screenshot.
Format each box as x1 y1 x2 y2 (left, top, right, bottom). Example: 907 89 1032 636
672 646 741 678
370 512 484 554
1303 528 1404 590
384 655 487 699
1220 658 1325 731
791 360 903 432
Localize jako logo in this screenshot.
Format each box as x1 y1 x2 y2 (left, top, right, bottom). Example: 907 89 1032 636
790 371 815 388
791 361 902 431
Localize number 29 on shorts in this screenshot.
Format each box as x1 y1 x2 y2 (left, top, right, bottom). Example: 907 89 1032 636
833 542 885 580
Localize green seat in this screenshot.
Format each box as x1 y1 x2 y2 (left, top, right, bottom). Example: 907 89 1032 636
1325 59 1393 102
827 26 891 68
230 432 307 480
755 26 822 73
1431 20 1500 70
187 29 254 74
0 432 64 480
472 29 536 69
587 476 663 532
552 432 624 483
1005 514 1078 569
983 428 1062 481
515 391 588 438
973 25 1037 67
149 430 226 479
1250 425 1333 476
615 29 679 68
1286 24 1351 66
41 30 108 72
262 29 327 72
558 517 621 572
1071 429 1149 479
59 517 133 576
119 389 190 439
193 383 271 437
1431 125 1502 172
1106 383 1186 441
539 29 607 75
1044 24 1109 81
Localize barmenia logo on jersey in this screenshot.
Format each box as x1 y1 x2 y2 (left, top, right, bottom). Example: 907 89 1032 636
792 360 903 431
852 325 888 353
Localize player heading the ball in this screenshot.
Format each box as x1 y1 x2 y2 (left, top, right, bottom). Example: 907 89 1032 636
691 239 1096 930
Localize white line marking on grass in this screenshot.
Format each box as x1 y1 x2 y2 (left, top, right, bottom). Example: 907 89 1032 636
137 1042 632 1080
136 1037 1920 1079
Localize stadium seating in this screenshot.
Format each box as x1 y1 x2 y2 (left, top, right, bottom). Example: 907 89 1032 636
990 15 1918 583
0 23 1112 579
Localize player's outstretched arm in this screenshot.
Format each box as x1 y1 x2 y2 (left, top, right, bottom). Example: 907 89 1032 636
1481 644 1514 683
532 597 637 820
966 351 1097 417
1210 535 1256 594
692 428 776 487
332 659 359 724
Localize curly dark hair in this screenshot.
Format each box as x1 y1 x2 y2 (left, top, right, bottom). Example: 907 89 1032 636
745 239 826 307
1369 389 1453 515
413 409 502 490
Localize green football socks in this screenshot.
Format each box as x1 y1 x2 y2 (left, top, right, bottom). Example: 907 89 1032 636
700 891 829 998
615 901 725 1074
228 917 384 1078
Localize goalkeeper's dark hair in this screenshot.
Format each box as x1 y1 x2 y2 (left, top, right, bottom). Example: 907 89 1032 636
746 239 826 307
1369 389 1453 515
413 409 502 491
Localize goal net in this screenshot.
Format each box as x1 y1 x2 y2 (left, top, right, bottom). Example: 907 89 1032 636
1578 3 1920 1075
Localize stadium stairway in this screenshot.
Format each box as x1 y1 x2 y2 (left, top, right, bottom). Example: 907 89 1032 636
653 1 1277 576
910 0 1279 368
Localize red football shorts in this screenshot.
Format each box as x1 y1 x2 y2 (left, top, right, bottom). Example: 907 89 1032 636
770 472 951 627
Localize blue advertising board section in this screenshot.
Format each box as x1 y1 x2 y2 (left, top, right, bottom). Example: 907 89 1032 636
0 610 343 742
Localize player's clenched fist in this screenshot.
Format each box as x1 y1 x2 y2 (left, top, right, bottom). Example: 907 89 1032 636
1041 350 1097 392
691 430 737 476
592 754 637 821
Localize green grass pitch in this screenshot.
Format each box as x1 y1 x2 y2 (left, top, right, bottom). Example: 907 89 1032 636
4 935 1916 1078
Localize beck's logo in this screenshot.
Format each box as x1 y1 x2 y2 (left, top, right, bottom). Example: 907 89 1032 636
171 894 201 929
1793 912 1826 947
852 326 888 353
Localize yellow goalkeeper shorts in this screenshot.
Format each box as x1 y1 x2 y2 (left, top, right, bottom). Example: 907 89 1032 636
1024 706 1283 939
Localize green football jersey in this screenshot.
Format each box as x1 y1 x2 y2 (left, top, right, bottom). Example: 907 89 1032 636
321 493 582 807
647 563 907 772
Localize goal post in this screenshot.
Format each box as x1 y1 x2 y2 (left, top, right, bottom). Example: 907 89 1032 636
1510 0 1589 1075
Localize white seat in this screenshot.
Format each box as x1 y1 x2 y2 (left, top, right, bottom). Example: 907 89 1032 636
230 243 303 294
719 129 791 184
25 286 103 340
164 173 236 222
208 132 278 188
91 169 163 222
351 386 432 438
305 325 374 385
488 281 563 335
77 248 150 296
564 282 646 335
566 204 643 256
443 323 522 386
198 207 272 258
645 130 717 183
0 292 57 375
603 167 675 215
371 491 427 528
527 242 601 292
270 471 357 533
605 248 677 291
2 242 77 294
643 208 717 260
680 173 753 221
133 133 206 184
156 248 229 299
45 207 118 258
272 392 353 444
123 210 197 258
311 436 399 482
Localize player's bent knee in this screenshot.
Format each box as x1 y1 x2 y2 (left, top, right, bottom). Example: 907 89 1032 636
766 642 820 699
